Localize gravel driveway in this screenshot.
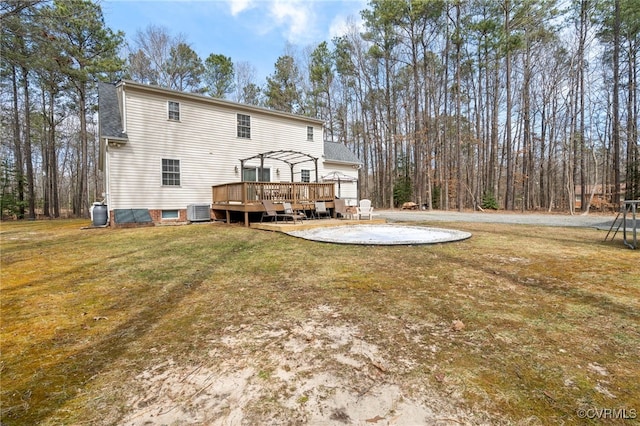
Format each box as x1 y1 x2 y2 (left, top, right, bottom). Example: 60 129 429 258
377 209 623 230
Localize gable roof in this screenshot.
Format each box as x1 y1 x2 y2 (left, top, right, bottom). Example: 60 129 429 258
323 141 361 165
98 82 128 141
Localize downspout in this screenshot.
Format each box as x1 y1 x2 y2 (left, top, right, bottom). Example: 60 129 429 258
120 82 127 134
104 138 111 224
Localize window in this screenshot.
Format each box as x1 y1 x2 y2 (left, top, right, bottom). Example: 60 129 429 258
307 126 314 141
243 167 270 182
168 101 180 121
162 159 180 186
162 210 179 220
237 114 251 138
301 169 310 183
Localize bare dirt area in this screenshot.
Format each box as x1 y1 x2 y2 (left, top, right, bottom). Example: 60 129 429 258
120 305 484 426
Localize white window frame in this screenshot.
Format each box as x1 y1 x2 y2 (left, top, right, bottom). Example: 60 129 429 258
307 126 313 141
168 101 180 121
243 167 270 182
301 169 310 183
237 113 251 138
162 158 181 186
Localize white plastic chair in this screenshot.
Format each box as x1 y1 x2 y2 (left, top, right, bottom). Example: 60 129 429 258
356 199 374 220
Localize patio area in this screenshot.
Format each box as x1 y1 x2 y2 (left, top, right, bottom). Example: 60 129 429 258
250 217 386 232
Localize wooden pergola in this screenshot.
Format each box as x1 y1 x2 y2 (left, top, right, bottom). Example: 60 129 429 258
239 150 319 183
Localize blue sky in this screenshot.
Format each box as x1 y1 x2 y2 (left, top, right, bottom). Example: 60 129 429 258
102 0 367 83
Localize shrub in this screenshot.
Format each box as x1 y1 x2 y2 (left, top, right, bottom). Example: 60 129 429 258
481 190 499 210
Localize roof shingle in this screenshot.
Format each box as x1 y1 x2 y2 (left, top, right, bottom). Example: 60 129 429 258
98 82 127 140
323 141 360 165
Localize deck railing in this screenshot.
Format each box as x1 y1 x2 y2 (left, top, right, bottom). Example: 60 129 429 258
212 182 335 205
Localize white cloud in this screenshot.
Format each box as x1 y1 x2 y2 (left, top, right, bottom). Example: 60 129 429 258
328 13 364 40
268 0 315 43
228 0 254 16
227 0 366 46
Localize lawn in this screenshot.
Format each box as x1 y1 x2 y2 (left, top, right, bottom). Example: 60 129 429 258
1 219 638 425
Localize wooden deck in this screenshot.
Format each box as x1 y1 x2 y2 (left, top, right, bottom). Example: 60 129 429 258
212 182 338 227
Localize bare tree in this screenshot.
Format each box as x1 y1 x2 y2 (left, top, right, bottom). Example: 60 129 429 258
127 24 187 88
233 61 260 104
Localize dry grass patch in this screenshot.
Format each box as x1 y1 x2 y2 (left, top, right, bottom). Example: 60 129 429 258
1 219 638 425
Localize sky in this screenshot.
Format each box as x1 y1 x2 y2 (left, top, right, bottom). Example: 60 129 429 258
102 0 368 83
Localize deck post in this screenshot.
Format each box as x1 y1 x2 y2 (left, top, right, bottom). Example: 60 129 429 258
293 182 297 204
242 182 247 204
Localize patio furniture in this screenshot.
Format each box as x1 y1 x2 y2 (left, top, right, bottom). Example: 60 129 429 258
283 202 306 222
334 199 351 219
356 199 374 220
261 200 304 223
314 201 331 219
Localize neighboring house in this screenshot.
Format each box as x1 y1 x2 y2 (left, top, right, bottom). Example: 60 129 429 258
98 80 360 225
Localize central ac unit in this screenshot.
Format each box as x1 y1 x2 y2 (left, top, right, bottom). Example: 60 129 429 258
187 203 211 222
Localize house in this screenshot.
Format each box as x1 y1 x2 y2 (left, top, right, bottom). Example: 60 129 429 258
98 80 360 225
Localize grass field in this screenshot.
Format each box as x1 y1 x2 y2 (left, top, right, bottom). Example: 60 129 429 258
1 219 638 425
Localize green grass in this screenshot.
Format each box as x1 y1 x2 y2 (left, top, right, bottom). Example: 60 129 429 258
1 219 638 425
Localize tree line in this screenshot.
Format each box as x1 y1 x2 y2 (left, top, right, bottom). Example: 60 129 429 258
1 0 638 219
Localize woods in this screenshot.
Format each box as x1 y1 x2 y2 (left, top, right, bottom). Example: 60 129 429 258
1 0 122 219
1 0 638 219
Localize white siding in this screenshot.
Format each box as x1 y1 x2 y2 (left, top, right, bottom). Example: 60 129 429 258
321 163 359 204
107 85 325 210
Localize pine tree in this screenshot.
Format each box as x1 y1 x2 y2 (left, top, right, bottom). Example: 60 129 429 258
44 0 123 217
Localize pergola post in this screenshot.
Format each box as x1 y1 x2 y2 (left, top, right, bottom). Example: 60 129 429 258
259 154 265 199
